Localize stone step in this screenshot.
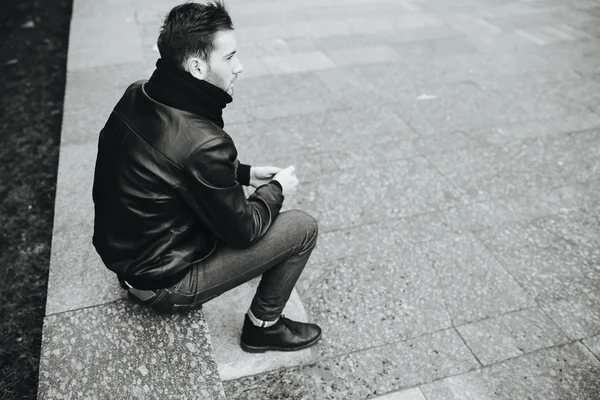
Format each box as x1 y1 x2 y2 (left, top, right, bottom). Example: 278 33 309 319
38 302 225 400
205 280 314 381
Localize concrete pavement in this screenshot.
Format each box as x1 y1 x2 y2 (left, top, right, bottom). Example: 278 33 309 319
40 0 600 398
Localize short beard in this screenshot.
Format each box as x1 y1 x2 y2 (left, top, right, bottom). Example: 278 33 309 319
205 67 229 94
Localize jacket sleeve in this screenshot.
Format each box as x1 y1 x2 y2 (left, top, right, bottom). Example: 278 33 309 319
234 159 251 186
180 137 284 248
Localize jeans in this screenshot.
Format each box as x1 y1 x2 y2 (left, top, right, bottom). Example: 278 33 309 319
126 209 318 321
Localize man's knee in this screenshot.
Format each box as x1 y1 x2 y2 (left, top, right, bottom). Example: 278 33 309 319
284 209 318 245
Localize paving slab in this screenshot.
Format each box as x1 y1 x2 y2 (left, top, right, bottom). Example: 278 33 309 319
224 329 479 400
489 7 599 32
245 97 349 122
494 85 593 120
478 212 600 302
442 15 504 36
464 113 600 145
203 279 314 381
51 143 95 232
71 0 176 21
231 104 412 158
390 36 480 59
67 9 144 71
38 301 225 400
46 219 124 316
234 72 332 107
424 233 535 325
295 261 329 298
550 179 600 216
327 146 374 170
433 185 580 233
327 46 400 66
392 81 531 135
465 31 541 53
540 290 600 341
428 130 600 204
583 334 600 360
331 130 477 167
302 25 462 54
554 78 600 113
309 213 453 265
347 58 474 90
62 63 149 145
261 51 336 75
295 156 464 231
421 343 600 400
46 141 127 315
305 250 452 358
456 307 569 365
472 2 545 19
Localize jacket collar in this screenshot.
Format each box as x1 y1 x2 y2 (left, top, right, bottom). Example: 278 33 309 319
145 58 232 128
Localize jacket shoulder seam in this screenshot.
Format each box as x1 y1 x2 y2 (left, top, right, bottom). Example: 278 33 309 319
189 135 234 158
113 109 183 172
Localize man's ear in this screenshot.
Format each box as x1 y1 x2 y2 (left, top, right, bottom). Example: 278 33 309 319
186 57 208 80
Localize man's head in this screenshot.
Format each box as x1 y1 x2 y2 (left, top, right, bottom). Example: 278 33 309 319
157 1 243 95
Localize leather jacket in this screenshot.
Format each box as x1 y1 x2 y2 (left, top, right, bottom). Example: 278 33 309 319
92 82 284 289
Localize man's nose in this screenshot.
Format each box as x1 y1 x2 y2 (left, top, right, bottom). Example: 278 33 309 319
234 59 243 74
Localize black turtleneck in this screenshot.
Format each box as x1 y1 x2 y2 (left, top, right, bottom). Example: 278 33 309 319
145 58 251 186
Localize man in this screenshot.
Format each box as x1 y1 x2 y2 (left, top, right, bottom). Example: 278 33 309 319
91 1 321 353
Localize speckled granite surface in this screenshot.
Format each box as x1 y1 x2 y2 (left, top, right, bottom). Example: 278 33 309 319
45 0 600 398
224 329 479 399
421 343 600 400
38 301 225 400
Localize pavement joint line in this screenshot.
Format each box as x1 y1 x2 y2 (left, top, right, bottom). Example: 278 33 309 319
473 232 534 304
373 339 599 396
535 300 577 344
311 326 458 365
454 303 547 330
369 385 428 400
458 339 598 372
232 326 472 382
534 286 600 306
419 151 464 204
313 182 595 244
579 339 600 364
426 260 487 369
535 287 600 341
44 297 125 318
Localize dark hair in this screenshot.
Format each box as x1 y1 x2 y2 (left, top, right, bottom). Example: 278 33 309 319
157 1 234 68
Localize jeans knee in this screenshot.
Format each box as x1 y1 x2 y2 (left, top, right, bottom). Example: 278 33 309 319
287 209 318 247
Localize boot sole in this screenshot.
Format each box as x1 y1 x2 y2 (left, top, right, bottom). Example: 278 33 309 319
240 332 322 353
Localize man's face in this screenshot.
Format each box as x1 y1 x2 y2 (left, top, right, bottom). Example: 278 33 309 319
204 30 243 96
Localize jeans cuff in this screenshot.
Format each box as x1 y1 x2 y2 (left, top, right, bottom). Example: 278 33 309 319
247 308 280 327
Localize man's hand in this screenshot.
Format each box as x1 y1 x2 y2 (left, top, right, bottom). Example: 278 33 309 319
249 166 282 188
272 165 298 195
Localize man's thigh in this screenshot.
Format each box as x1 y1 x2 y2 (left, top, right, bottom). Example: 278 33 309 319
184 209 317 296
149 209 317 312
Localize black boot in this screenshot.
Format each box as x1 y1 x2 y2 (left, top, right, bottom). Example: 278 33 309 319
240 314 322 353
